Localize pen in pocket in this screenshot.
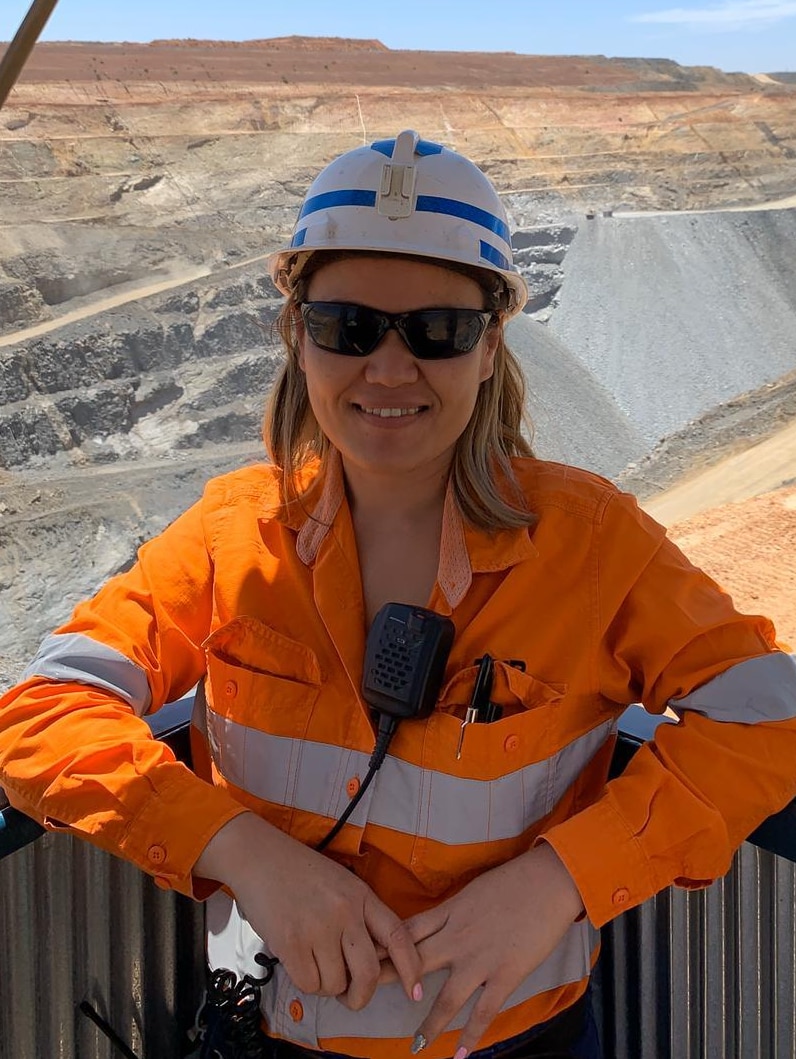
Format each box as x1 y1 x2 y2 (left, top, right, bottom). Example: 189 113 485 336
456 653 502 759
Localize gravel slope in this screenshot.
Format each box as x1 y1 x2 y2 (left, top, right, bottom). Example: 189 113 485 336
548 208 796 446
507 313 646 478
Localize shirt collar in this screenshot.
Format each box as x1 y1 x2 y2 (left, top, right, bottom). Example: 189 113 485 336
285 450 538 608
440 477 539 607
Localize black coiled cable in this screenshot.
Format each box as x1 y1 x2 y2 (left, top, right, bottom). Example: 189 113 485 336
200 717 400 1055
196 956 278 1059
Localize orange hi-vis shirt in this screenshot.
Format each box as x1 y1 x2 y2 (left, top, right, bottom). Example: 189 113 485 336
2 455 796 1058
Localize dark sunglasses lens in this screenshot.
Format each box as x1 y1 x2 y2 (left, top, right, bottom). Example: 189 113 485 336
401 310 489 359
302 303 385 356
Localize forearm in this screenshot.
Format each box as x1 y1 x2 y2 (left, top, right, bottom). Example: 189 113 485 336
0 677 246 896
532 842 586 923
193 809 290 889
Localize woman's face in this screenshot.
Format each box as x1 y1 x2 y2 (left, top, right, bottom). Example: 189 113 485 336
298 256 498 485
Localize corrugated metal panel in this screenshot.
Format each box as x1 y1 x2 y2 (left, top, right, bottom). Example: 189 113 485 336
2 834 795 1057
598 841 796 1058
0 832 204 1059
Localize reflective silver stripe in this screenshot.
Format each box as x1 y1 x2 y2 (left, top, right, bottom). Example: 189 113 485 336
207 709 615 846
206 891 597 1048
22 632 151 715
669 652 796 724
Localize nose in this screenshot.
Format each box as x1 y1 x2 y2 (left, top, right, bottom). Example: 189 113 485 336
363 330 420 386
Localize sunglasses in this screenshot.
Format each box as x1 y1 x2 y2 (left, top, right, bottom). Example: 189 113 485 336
299 301 494 360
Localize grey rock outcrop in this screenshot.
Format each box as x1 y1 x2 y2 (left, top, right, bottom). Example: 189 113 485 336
0 266 283 469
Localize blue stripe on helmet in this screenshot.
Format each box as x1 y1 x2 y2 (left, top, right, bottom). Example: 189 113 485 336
291 186 512 264
297 189 377 223
370 138 444 158
479 240 511 271
416 195 510 244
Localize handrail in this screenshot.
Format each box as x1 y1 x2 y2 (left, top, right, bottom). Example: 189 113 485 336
2 699 796 862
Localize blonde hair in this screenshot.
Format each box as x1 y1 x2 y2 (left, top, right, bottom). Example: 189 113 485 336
263 252 536 530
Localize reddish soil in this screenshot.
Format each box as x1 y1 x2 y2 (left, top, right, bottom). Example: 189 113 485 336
668 486 796 648
11 39 724 90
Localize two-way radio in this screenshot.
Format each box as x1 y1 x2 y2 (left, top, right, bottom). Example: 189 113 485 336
315 602 454 851
206 603 456 1035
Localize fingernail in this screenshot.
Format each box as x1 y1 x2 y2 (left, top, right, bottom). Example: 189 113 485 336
412 982 424 1002
411 1032 428 1054
454 1050 469 1059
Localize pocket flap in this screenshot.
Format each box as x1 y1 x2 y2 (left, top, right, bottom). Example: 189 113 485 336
204 617 321 685
439 660 566 718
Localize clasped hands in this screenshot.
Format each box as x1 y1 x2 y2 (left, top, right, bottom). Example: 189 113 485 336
195 813 584 1058
375 842 585 1057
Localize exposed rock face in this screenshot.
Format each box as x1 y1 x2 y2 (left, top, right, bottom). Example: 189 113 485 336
511 225 576 318
0 267 282 468
0 280 50 329
0 40 795 682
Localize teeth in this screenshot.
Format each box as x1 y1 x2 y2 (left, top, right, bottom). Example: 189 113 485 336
360 406 421 418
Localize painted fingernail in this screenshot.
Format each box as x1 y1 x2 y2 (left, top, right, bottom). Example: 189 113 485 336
454 1049 469 1059
412 982 424 1002
411 1032 428 1054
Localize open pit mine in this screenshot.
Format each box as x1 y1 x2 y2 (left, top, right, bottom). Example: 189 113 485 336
0 38 796 680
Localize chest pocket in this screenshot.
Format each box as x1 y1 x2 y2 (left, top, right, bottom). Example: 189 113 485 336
437 660 567 760
203 618 321 829
407 662 567 895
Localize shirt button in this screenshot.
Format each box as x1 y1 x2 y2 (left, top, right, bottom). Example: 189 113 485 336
346 776 361 797
289 999 304 1023
504 734 520 753
224 680 238 698
147 844 167 865
612 887 631 907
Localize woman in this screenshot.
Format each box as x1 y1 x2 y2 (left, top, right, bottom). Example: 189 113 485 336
1 130 796 1059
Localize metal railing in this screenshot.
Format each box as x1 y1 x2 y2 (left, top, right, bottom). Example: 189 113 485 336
2 704 795 1058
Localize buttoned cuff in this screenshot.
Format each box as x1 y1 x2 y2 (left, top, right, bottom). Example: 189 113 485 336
115 769 248 899
539 796 661 929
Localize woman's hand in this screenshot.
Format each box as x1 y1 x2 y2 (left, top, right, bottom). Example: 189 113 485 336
194 812 423 1011
381 843 585 1057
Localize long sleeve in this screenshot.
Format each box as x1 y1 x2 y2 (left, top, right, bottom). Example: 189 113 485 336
542 490 796 927
0 488 247 896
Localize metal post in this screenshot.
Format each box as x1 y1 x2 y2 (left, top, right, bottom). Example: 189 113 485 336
0 0 60 110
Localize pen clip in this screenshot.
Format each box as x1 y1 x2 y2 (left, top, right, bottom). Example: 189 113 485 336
471 654 494 722
457 654 498 760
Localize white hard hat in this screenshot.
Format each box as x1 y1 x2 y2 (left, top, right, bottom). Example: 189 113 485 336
268 130 528 316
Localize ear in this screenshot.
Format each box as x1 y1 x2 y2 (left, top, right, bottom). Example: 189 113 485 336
478 318 501 382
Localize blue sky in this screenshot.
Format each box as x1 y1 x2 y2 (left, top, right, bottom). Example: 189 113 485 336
3 0 796 72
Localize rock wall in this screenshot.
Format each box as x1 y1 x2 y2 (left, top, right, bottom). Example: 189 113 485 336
0 268 282 468
1 48 796 679
2 205 795 483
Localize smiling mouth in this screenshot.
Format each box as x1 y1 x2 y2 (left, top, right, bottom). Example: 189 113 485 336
355 405 426 418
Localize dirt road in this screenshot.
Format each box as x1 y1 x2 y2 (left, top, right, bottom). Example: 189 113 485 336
642 419 796 647
0 250 278 349
665 484 796 648
643 418 796 525
615 192 796 219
